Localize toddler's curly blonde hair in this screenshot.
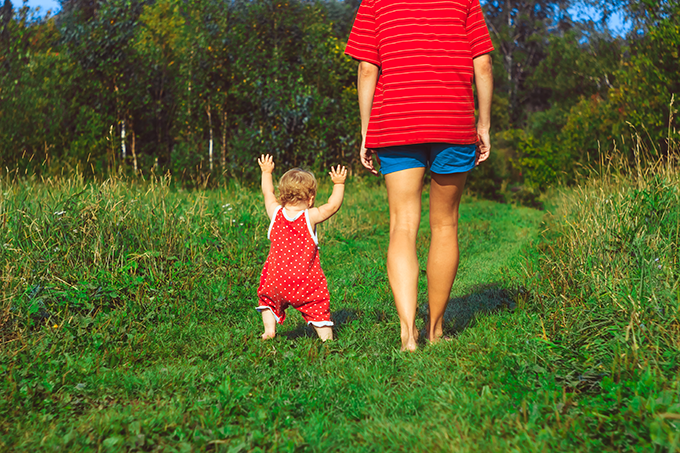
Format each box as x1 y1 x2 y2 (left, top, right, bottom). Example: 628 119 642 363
278 168 317 207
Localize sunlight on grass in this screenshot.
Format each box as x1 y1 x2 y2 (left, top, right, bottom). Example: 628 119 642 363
1 155 678 450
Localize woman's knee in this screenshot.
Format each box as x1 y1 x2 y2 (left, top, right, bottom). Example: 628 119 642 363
389 219 420 240
430 222 458 243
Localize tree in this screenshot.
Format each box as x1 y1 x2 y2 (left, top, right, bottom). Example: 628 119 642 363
0 0 12 71
59 0 148 169
483 0 573 124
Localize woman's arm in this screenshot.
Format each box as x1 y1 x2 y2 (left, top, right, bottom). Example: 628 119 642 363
358 61 380 175
473 53 493 163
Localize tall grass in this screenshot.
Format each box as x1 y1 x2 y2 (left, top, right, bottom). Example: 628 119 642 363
0 171 388 341
0 173 255 338
519 144 680 449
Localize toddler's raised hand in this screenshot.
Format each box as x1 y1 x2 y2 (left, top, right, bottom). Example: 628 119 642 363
258 154 275 173
329 165 347 184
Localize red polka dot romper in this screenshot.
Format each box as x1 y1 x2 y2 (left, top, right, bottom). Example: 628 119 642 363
257 206 333 327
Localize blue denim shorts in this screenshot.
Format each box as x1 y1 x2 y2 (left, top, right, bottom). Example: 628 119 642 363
376 143 476 175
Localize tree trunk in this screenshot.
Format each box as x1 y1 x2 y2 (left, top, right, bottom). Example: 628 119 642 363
206 103 213 172
131 127 138 173
221 104 227 170
121 119 127 162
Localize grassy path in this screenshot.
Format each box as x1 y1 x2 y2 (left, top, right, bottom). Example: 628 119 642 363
2 175 677 451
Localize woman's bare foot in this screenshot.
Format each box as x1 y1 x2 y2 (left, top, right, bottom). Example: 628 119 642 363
426 331 443 343
426 319 446 344
400 325 419 352
261 309 277 340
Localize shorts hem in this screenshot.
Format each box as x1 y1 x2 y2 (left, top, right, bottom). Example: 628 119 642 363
307 320 334 327
380 162 426 175
256 306 283 324
430 160 476 175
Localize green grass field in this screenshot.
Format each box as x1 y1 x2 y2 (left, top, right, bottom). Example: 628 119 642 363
1 162 678 451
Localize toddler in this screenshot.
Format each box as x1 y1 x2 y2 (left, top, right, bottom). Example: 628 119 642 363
256 154 347 341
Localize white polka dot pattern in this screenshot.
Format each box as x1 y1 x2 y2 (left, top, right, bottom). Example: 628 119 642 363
257 207 333 326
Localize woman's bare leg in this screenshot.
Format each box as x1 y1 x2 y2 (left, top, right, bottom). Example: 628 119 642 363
384 167 425 351
427 171 467 342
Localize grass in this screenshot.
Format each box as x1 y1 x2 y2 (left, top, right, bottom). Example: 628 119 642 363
0 159 678 451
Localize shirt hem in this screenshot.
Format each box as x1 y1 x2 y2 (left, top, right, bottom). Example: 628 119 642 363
344 49 381 67
471 45 495 60
367 136 479 148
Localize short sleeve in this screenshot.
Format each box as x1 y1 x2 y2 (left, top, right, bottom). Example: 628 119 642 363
466 0 495 59
345 0 381 66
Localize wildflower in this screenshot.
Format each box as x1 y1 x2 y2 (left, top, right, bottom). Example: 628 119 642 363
53 324 59 329
222 203 231 208
239 223 243 226
658 265 663 269
227 207 233 211
54 211 65 216
655 258 659 262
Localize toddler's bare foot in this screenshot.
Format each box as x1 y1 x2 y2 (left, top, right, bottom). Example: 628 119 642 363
314 326 333 341
261 331 276 340
261 309 277 340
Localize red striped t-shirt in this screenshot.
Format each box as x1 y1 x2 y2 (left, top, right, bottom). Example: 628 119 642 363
345 0 494 148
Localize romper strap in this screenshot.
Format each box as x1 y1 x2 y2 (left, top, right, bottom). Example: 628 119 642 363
304 209 319 245
267 206 282 240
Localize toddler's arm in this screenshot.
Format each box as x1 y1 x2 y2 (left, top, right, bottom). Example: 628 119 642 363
258 154 278 219
308 166 347 227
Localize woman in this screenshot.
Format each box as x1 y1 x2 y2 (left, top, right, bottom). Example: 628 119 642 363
345 0 494 351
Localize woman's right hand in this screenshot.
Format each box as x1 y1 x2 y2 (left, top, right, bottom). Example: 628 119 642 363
476 129 491 165
360 135 380 176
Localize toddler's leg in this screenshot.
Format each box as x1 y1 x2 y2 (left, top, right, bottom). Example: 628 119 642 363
297 298 334 342
261 309 277 340
313 326 333 341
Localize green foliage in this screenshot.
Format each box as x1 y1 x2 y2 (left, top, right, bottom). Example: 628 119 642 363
224 0 358 174
505 128 560 188
609 19 680 154
531 31 622 111
484 0 572 123
543 16 679 177
1 0 679 200
0 0 359 181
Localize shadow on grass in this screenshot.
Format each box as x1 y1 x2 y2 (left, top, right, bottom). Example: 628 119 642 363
279 284 516 341
427 283 517 337
279 308 361 340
